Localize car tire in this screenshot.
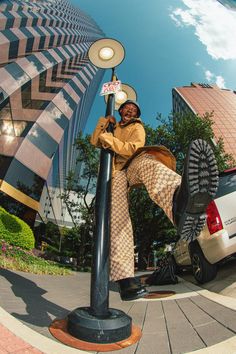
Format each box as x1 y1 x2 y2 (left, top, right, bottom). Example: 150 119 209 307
191 246 217 284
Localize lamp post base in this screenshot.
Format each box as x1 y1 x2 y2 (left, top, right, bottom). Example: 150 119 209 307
67 307 132 343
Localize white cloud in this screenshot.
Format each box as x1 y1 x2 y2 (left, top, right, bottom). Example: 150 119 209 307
215 75 226 88
195 62 227 88
170 0 236 60
205 70 226 88
169 13 183 27
205 70 214 81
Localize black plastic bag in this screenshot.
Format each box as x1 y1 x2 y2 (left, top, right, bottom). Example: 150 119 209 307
145 262 178 286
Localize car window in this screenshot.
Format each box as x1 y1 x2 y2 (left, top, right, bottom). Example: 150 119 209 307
216 172 236 198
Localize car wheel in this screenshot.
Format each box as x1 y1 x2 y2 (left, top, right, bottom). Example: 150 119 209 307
191 247 217 284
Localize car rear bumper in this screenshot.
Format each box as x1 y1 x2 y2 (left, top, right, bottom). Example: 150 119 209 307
199 230 236 264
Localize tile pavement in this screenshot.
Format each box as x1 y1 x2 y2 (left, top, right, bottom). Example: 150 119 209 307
0 268 236 354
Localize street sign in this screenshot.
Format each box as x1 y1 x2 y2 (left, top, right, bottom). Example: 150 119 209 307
100 80 121 96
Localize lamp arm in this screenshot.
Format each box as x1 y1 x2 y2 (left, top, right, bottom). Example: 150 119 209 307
105 68 117 134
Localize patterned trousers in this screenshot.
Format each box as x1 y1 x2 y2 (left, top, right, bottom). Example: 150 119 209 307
110 154 181 281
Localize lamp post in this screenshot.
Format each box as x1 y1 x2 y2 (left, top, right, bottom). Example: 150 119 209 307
67 38 137 344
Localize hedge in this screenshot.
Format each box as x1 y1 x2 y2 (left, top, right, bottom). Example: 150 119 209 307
0 207 35 250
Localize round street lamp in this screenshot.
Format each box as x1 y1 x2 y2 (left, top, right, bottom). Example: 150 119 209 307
88 38 125 69
67 38 140 345
105 83 137 110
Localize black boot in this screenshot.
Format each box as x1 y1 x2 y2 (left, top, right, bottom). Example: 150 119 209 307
172 139 219 241
117 277 148 301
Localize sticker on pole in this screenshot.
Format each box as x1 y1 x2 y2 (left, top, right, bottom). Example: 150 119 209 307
100 80 121 96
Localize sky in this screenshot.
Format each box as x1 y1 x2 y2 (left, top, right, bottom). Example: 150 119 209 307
70 0 236 134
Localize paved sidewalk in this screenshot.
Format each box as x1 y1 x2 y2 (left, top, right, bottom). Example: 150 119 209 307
0 322 43 353
0 268 236 354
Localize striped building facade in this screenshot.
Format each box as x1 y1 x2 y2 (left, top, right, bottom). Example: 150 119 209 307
0 0 105 226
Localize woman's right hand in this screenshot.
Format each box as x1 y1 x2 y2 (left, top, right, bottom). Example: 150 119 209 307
106 115 116 125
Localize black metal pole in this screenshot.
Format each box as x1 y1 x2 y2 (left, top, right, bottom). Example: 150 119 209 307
90 82 115 317
67 68 132 343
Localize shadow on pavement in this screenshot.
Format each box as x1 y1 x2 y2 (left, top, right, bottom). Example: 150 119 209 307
0 268 69 327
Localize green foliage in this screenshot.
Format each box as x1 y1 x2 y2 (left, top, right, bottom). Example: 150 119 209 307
60 131 99 228
152 112 235 173
130 111 235 269
0 207 35 250
59 111 234 271
0 240 71 275
58 131 99 268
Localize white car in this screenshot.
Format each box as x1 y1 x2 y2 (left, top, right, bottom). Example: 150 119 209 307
172 167 236 284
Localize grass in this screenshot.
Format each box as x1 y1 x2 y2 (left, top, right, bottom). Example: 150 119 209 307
0 240 72 275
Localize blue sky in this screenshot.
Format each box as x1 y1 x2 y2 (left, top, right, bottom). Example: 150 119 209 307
71 0 236 134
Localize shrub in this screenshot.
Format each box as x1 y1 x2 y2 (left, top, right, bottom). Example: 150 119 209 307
0 240 71 275
0 207 35 250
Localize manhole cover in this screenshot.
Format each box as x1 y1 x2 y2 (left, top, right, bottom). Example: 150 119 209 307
144 290 176 299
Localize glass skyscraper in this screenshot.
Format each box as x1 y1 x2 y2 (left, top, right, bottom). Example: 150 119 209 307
0 0 105 226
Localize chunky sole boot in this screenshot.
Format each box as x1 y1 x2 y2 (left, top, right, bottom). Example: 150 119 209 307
173 139 219 241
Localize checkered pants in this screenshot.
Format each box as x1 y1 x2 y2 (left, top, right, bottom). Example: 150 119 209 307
110 154 181 281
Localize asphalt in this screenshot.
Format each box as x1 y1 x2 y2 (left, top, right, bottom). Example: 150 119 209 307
0 268 236 354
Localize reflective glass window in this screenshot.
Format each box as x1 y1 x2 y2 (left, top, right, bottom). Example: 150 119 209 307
216 171 236 198
51 63 70 83
69 80 83 97
0 155 13 179
20 27 34 53
21 81 50 110
27 56 46 73
19 12 27 27
41 51 58 66
5 62 30 84
61 89 77 111
54 48 66 61
2 29 18 42
62 125 69 188
0 119 33 137
27 123 58 158
5 159 45 201
26 37 34 53
51 148 60 187
44 103 68 130
0 120 13 136
10 40 18 59
49 34 55 47
0 98 11 121
41 18 47 26
5 12 15 29
39 71 60 94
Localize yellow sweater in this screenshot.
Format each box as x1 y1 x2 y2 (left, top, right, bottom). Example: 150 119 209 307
90 116 176 176
90 116 145 173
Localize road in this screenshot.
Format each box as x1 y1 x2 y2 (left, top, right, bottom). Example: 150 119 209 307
180 256 236 299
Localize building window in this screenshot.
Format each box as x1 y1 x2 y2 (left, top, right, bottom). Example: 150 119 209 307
0 98 11 120
21 82 50 110
5 159 45 201
27 123 58 158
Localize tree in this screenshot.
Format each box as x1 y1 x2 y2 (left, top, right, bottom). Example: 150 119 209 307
60 111 235 271
154 111 235 173
60 132 99 227
129 111 235 270
59 131 99 269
